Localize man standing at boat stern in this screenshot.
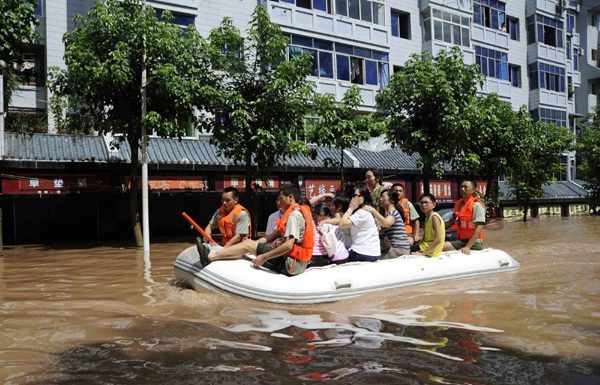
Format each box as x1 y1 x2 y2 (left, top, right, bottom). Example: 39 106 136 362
442 180 485 255
198 184 314 276
198 187 251 250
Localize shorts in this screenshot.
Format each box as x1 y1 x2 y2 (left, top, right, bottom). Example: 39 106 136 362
256 242 307 276
450 239 484 251
348 249 380 262
381 247 410 260
309 254 330 267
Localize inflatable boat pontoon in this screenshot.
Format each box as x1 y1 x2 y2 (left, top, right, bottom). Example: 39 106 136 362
174 245 520 304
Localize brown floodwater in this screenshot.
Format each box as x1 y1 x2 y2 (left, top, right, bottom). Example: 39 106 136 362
1 216 599 384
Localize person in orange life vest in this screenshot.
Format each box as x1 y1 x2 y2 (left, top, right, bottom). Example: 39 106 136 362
198 184 314 276
391 183 421 245
442 180 485 255
200 187 250 248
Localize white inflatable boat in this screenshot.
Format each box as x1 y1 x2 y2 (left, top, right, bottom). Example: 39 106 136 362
174 245 520 304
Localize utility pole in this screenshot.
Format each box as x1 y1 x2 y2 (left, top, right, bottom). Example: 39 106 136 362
141 0 150 252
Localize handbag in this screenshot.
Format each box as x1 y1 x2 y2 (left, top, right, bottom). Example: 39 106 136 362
380 234 392 253
317 224 338 257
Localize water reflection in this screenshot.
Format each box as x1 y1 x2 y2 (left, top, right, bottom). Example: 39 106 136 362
0 217 599 384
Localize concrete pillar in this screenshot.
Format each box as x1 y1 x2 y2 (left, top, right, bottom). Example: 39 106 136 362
44 0 68 134
0 74 4 157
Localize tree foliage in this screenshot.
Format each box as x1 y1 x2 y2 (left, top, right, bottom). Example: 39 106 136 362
0 0 41 113
577 107 600 212
201 6 316 236
377 46 484 193
48 0 212 246
507 118 575 221
309 86 385 184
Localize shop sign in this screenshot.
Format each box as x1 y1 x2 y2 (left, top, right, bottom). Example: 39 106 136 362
222 175 279 190
2 173 112 194
305 180 341 199
381 180 405 189
538 205 561 216
147 176 208 192
503 207 530 218
475 181 488 197
418 181 452 200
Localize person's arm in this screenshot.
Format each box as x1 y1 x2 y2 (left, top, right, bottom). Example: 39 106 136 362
338 197 360 228
223 234 241 248
415 215 442 256
320 212 341 225
408 202 421 242
458 223 484 255
251 236 296 267
363 205 395 227
412 219 421 242
203 223 214 243
309 192 335 205
256 230 281 245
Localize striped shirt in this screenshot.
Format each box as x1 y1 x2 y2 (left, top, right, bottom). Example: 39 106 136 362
382 209 410 249
312 222 329 256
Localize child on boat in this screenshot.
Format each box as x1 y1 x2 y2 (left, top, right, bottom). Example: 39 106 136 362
310 203 349 266
412 193 445 258
197 184 314 276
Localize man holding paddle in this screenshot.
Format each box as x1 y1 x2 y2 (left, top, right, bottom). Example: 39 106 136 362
196 187 251 255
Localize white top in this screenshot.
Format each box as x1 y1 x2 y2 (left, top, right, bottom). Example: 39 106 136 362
349 209 380 256
265 210 283 236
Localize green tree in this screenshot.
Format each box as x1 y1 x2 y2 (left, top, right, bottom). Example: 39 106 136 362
309 86 385 185
201 7 316 237
508 118 575 221
460 95 529 215
0 0 41 114
48 0 212 246
376 46 484 194
577 107 600 213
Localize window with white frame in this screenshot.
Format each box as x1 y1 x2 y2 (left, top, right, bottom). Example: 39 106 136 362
423 8 470 48
275 0 333 14
473 0 505 30
391 10 410 39
527 15 563 48
287 34 390 87
334 0 385 26
475 46 508 80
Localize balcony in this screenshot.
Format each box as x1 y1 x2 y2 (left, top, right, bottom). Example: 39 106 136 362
265 1 389 47
423 41 475 65
472 24 509 49
419 0 471 13
535 0 559 14
528 43 566 64
478 78 511 99
310 78 380 109
535 88 568 108
10 86 46 110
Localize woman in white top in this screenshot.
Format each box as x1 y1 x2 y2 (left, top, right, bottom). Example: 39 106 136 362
338 183 381 262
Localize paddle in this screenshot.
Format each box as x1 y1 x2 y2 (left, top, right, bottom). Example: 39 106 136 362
182 212 218 244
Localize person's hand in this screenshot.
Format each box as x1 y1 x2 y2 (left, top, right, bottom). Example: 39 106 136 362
459 247 471 255
362 205 375 213
323 193 335 199
349 197 360 211
413 251 423 256
413 233 420 243
202 236 209 243
252 255 267 268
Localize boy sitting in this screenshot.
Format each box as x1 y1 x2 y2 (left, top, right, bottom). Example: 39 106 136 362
411 193 445 258
197 184 314 276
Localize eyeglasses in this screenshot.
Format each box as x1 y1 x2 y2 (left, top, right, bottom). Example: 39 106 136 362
353 194 361 198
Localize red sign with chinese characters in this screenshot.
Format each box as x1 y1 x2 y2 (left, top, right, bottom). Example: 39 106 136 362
147 176 208 192
476 180 488 197
381 180 405 189
304 180 342 199
417 181 452 200
223 175 279 190
2 173 113 194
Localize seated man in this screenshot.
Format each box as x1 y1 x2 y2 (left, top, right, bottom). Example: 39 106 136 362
391 183 421 246
199 186 250 249
412 193 445 258
442 180 485 255
197 184 314 276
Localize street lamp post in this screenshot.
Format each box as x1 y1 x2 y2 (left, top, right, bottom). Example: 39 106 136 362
141 0 150 252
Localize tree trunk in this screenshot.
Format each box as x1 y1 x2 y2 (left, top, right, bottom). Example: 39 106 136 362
486 176 494 217
523 201 528 222
245 153 257 239
340 146 345 184
129 136 143 247
422 171 430 195
0 207 3 256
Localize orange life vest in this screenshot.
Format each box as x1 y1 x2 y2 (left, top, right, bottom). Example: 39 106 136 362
276 205 315 267
217 204 251 246
399 198 413 234
454 196 485 241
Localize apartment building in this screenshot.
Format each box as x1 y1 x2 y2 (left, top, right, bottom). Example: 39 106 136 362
6 0 587 180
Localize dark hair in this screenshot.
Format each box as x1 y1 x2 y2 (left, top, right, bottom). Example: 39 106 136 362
313 203 332 219
352 183 373 209
279 184 302 203
366 168 382 184
223 187 239 199
391 183 405 191
462 179 477 189
332 195 349 212
298 197 311 206
388 190 407 222
419 193 437 203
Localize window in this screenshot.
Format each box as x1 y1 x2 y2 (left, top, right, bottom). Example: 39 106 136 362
287 35 389 86
391 10 411 39
527 15 564 48
567 10 576 33
567 38 571 60
475 46 508 81
425 8 470 47
528 63 565 92
156 9 195 35
555 155 568 181
474 0 505 30
335 0 385 26
509 65 520 87
13 47 45 86
508 17 519 41
275 0 332 13
33 0 43 17
574 52 579 70
530 108 567 128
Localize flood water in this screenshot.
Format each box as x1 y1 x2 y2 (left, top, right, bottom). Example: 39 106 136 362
1 216 599 384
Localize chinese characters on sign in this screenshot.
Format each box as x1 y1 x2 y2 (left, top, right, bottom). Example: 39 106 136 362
569 204 589 215
304 180 341 199
538 206 561 216
418 181 452 200
502 207 531 218
223 176 279 190
382 180 405 189
147 177 208 192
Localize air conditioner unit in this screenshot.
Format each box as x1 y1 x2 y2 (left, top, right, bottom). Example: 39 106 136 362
556 0 568 14
576 47 584 56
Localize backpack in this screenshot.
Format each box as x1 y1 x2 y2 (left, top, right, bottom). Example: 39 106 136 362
317 224 338 257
